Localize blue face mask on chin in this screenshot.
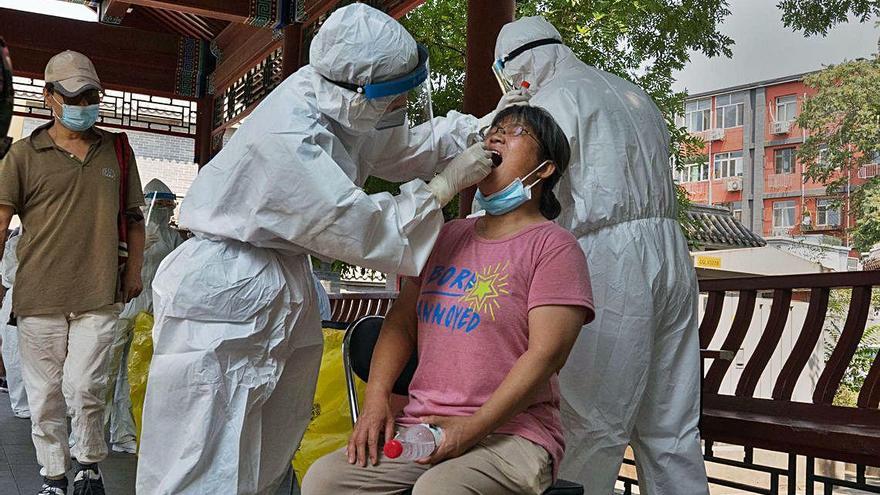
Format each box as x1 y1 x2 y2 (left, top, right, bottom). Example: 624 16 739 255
475 160 549 216
53 95 99 132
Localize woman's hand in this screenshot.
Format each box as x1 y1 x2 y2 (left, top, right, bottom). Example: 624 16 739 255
415 414 490 465
347 393 396 467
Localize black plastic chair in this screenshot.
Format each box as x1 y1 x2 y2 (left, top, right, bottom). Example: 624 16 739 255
342 315 585 495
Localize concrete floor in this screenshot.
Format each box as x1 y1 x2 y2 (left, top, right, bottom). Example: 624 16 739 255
0 398 138 494
0 395 304 495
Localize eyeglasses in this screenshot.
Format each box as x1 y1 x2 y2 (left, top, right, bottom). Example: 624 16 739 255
479 124 546 155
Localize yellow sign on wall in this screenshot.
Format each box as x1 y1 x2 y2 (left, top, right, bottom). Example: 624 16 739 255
696 255 722 269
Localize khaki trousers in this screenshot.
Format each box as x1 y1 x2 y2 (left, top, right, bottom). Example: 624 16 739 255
18 303 122 477
301 433 552 495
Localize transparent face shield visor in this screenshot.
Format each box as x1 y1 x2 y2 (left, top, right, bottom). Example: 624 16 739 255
144 191 176 226
492 59 515 94
369 44 434 135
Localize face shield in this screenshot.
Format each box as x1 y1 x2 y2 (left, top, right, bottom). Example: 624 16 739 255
491 38 563 93
371 44 434 132
324 43 433 133
144 190 176 226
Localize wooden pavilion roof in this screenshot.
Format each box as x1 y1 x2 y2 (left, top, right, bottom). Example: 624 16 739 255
3 0 424 99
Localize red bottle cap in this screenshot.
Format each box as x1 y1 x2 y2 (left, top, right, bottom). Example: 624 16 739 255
520 81 531 89
383 439 403 459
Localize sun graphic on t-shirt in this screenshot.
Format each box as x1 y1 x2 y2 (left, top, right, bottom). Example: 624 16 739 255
460 261 511 320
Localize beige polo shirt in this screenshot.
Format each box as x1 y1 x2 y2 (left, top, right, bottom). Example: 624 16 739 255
0 122 145 316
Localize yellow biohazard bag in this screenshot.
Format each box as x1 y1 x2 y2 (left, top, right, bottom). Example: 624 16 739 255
127 311 154 447
292 327 365 484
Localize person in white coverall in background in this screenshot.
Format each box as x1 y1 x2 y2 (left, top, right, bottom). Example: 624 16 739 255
492 17 709 495
136 4 526 494
0 229 29 418
104 178 182 454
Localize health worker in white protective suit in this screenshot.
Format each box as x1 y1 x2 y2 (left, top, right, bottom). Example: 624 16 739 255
104 179 182 455
136 4 524 494
0 229 30 418
493 17 708 495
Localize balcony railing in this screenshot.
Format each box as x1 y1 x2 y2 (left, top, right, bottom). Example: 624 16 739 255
859 163 880 179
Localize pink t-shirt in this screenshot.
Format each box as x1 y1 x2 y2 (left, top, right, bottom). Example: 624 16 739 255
400 218 594 476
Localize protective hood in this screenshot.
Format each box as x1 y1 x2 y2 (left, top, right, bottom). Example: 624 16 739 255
144 178 175 199
494 17 570 91
143 178 176 228
310 3 418 133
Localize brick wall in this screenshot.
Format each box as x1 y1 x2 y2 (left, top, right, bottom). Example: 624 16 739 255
136 158 197 201
21 117 195 163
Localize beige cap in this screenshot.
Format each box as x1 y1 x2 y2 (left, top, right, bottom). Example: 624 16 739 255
44 50 101 97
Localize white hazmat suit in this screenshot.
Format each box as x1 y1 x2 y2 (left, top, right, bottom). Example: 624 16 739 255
105 179 182 454
495 18 708 495
0 230 29 418
136 5 481 494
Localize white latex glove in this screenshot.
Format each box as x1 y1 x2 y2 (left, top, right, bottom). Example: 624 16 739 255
477 88 532 130
428 143 493 206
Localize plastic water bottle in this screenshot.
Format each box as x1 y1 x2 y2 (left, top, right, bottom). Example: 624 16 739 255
383 424 443 460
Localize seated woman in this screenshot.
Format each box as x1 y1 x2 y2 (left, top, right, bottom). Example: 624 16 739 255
302 105 594 495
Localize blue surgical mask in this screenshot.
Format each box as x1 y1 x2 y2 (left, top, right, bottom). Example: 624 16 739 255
475 160 549 216
53 95 99 132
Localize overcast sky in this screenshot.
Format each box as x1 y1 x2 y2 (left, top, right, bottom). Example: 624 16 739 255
673 0 878 95
0 0 96 21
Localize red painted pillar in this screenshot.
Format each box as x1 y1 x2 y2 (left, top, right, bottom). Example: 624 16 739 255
459 0 514 217
282 23 303 80
195 95 215 168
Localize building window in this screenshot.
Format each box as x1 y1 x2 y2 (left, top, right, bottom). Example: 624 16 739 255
818 146 830 167
715 93 744 128
714 151 743 178
721 202 743 221
773 200 797 228
775 95 798 122
775 148 796 174
685 98 711 132
678 162 709 183
816 199 841 226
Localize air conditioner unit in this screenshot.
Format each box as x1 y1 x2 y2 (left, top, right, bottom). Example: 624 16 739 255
705 128 725 141
771 120 792 134
726 178 743 192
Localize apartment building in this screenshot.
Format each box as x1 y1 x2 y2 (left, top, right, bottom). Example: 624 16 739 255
676 73 879 246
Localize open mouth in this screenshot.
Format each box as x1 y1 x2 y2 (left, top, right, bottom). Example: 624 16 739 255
489 149 503 168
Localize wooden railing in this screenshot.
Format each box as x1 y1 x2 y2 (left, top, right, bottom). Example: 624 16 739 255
698 271 880 494
328 291 398 324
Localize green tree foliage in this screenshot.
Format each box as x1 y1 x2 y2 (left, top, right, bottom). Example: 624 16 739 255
796 57 880 251
777 0 880 36
826 289 880 406
852 178 880 251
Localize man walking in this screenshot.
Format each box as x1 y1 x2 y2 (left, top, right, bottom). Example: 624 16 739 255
0 50 145 495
